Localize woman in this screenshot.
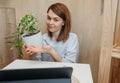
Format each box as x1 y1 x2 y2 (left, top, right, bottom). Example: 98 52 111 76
23 3 79 63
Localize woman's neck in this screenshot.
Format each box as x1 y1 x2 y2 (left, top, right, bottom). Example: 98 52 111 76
52 31 60 41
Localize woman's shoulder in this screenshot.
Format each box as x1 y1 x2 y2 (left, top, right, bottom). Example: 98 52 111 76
66 32 78 43
42 33 50 41
69 32 78 39
42 33 49 38
65 32 79 46
43 33 48 36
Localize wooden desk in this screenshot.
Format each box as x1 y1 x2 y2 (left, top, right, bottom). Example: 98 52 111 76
3 59 93 83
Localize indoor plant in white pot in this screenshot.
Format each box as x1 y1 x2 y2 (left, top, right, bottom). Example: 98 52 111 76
18 14 42 47
6 14 42 58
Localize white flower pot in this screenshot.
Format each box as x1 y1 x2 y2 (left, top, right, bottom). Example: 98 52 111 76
22 31 42 47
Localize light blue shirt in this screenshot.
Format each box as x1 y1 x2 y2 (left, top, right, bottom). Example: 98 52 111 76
37 32 79 63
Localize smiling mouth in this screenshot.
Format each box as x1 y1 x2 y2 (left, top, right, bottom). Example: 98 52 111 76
48 26 54 29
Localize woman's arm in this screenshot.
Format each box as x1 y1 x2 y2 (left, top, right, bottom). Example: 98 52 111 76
62 33 79 63
26 45 62 62
45 46 62 62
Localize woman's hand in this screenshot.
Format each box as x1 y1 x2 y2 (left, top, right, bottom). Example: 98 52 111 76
26 45 53 54
22 43 28 55
23 44 62 62
22 43 59 60
22 43 36 60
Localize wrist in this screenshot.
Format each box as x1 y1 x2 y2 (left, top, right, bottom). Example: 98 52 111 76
37 47 42 53
48 48 55 55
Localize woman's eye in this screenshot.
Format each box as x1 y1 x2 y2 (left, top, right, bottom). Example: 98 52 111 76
47 16 51 20
54 19 59 22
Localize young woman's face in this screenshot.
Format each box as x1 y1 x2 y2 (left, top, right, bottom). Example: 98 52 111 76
46 9 64 34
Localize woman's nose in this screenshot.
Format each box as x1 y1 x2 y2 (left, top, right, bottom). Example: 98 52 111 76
49 20 54 24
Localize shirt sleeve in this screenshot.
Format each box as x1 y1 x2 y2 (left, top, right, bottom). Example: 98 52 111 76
62 34 79 63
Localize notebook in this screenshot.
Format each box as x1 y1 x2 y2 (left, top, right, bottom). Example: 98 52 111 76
0 67 73 83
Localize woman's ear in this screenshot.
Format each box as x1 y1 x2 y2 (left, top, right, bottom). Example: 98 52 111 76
62 21 65 26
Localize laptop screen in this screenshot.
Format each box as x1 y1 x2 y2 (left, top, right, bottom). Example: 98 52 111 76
0 67 73 83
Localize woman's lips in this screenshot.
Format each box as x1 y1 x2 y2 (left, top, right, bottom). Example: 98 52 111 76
48 25 54 29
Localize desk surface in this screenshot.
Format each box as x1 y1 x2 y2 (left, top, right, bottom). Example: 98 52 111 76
3 59 93 83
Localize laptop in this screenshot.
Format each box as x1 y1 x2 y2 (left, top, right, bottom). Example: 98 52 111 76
0 67 73 83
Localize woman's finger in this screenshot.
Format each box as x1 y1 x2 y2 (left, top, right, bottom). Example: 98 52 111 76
22 43 27 49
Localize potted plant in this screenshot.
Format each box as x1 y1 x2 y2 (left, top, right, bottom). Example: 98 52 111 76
5 14 42 58
18 14 42 47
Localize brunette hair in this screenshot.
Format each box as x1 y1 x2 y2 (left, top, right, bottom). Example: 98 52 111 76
47 3 71 42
